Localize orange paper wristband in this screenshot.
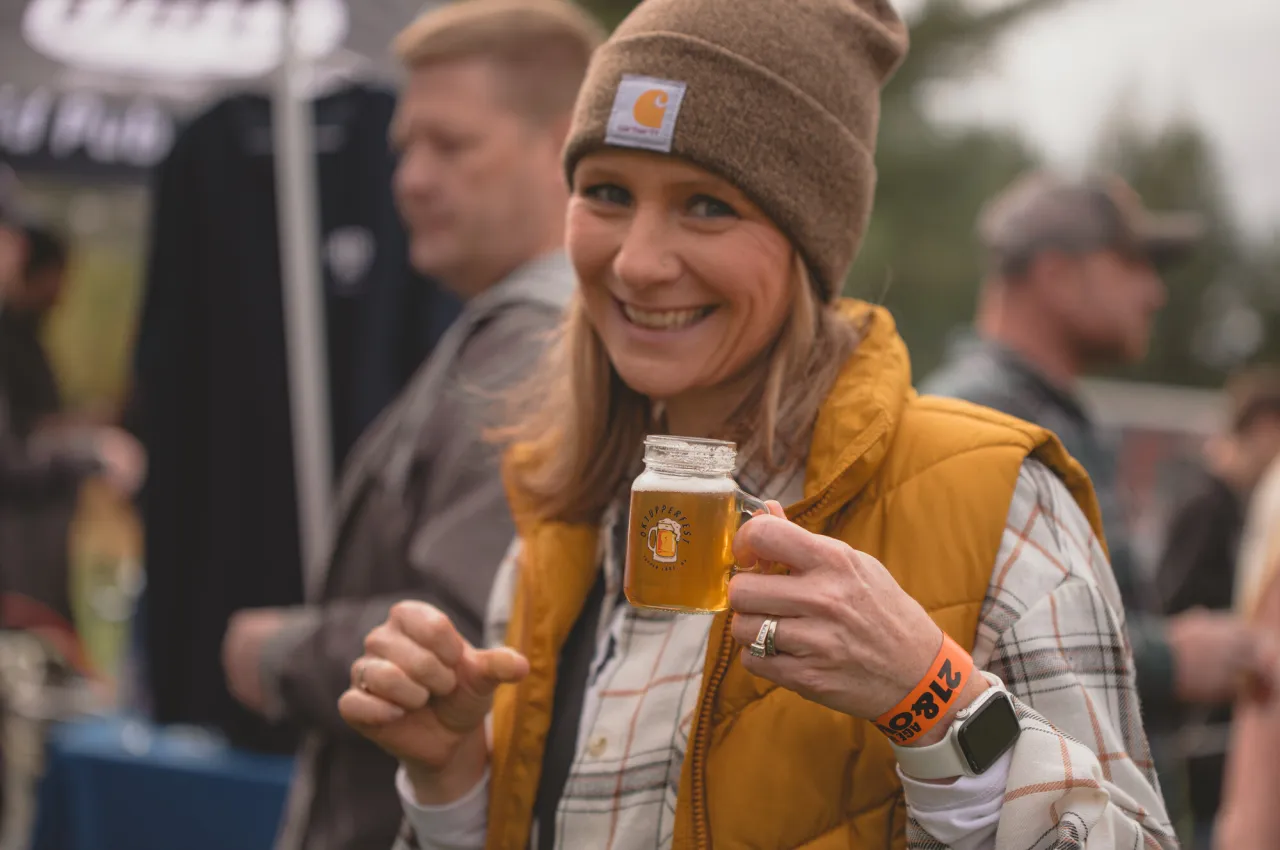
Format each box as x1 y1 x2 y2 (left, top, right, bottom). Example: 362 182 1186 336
873 633 974 745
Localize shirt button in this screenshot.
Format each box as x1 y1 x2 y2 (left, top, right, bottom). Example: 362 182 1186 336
588 735 608 758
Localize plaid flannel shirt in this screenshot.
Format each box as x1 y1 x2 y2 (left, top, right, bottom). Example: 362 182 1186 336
921 333 1189 841
396 459 1174 850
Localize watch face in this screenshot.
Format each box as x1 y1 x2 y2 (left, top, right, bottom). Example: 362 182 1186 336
958 692 1021 774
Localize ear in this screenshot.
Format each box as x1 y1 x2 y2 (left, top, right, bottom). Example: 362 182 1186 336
1023 250 1077 301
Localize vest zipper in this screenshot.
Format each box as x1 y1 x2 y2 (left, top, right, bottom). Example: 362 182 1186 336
688 461 863 846
690 614 735 849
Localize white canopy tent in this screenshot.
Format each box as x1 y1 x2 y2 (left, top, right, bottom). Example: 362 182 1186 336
0 0 437 595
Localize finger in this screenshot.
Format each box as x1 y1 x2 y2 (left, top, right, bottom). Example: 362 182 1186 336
729 613 808 656
365 628 459 696
338 688 407 727
354 657 431 711
389 601 466 667
738 649 814 694
764 500 787 518
734 514 844 575
463 646 531 698
727 572 814 618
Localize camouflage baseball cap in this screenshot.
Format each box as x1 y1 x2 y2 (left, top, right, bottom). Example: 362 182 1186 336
978 170 1205 276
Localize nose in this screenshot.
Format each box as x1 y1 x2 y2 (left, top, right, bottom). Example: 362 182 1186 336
393 145 440 205
611 206 681 293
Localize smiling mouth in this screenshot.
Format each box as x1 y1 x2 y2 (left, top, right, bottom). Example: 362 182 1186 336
620 301 717 331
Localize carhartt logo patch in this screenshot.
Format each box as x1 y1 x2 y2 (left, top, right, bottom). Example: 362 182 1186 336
605 75 686 153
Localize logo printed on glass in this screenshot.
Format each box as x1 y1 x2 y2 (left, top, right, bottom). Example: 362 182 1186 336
605 75 687 153
636 505 691 572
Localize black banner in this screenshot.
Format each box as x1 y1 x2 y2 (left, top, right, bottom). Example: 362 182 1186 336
0 85 177 182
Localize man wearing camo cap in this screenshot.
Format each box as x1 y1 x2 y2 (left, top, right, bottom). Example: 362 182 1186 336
922 171 1266 843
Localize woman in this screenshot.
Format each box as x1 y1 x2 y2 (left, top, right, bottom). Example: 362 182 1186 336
339 0 1174 847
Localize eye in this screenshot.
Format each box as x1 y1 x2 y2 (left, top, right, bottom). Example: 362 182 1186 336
581 183 632 206
431 132 477 158
688 194 738 219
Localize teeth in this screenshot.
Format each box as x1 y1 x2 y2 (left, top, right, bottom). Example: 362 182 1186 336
622 304 709 330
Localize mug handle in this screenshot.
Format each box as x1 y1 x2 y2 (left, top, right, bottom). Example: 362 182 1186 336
730 488 772 576
647 525 659 555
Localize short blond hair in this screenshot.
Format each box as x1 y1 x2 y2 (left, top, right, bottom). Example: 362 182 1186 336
393 0 606 123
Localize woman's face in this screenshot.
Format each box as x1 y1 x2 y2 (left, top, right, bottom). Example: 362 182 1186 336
567 150 794 403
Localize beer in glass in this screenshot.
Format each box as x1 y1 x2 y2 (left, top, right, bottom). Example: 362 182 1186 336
624 435 767 613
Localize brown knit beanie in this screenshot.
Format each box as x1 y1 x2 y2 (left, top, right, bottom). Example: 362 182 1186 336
563 0 908 299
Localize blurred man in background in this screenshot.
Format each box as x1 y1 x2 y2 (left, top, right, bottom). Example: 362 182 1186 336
1215 369 1280 849
218 2 604 848
2 225 68 440
920 171 1272 843
1155 365 1280 841
0 169 23 303
0 171 143 662
1161 366 1280 614
1228 368 1280 618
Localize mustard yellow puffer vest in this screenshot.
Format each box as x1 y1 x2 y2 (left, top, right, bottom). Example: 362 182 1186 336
487 302 1104 850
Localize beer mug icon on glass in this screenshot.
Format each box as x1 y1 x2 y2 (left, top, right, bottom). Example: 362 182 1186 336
625 435 769 613
647 517 682 563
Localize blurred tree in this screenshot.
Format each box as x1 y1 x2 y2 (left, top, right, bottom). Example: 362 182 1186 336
1095 112 1278 386
575 0 638 29
1244 235 1280 365
848 0 1073 378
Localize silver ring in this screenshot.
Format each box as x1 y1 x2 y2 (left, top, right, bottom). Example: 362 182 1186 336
356 659 370 693
749 618 779 658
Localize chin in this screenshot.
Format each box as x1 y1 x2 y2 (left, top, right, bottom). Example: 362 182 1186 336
608 355 702 402
408 242 453 278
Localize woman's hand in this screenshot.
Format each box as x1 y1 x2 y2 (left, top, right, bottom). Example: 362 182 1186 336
338 601 529 803
727 502 981 742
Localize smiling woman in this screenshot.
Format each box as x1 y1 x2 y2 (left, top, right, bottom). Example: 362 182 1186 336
338 0 1177 848
503 150 860 521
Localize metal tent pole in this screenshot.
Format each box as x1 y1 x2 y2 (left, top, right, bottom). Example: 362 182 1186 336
272 0 333 599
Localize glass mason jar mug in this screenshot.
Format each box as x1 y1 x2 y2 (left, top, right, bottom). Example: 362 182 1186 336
624 435 768 613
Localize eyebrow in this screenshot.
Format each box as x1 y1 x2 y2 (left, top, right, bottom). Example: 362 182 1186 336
575 165 740 199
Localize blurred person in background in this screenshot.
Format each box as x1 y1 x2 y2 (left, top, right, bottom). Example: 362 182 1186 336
1154 365 1280 844
218 3 603 849
1230 367 1280 619
1215 393 1280 848
0 173 144 667
919 172 1270 841
1158 367 1280 613
2 225 70 438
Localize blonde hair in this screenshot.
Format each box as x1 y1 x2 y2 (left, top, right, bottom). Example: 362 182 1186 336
500 258 861 524
393 0 606 124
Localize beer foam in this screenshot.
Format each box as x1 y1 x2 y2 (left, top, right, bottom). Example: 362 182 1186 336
632 470 737 493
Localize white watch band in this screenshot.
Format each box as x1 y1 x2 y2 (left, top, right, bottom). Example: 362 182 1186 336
891 671 1009 780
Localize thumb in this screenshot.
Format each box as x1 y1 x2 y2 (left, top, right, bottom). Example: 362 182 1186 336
465 646 530 697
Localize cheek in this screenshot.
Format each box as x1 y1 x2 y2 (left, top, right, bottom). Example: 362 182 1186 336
566 208 620 303
697 244 792 358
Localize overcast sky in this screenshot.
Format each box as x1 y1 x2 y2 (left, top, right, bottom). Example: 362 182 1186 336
903 0 1280 240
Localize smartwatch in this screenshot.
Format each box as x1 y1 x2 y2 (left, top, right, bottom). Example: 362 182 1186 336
890 671 1021 780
